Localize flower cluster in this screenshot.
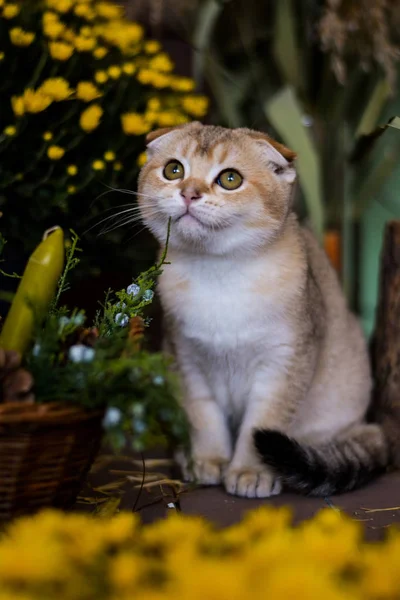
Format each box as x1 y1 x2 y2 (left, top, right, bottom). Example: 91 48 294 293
0 0 209 250
0 506 399 599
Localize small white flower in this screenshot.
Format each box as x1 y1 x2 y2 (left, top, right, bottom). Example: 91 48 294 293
103 407 122 427
127 283 140 296
143 289 154 302
32 343 41 357
115 312 129 327
153 375 164 386
68 344 95 363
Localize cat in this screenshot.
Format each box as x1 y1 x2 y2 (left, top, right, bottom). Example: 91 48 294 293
137 121 389 498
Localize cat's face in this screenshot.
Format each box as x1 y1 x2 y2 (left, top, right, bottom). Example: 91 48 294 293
137 122 296 255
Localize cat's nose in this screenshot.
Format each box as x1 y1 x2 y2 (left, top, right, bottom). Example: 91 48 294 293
180 187 202 205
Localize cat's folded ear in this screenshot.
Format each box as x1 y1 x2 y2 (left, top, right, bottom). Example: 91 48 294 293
248 131 297 184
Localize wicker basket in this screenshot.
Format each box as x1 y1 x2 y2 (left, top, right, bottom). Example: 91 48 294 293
0 401 104 521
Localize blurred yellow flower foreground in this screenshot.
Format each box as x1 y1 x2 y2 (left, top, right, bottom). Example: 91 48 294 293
0 506 399 599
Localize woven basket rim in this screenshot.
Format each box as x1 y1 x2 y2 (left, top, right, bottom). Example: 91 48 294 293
0 401 104 424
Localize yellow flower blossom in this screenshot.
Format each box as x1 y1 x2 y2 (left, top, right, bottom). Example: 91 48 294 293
157 111 188 127
43 18 65 39
151 73 171 89
47 145 65 160
0 52 4 60
95 1 124 19
144 40 161 54
181 95 209 118
74 35 96 52
42 131 53 141
137 151 147 167
42 10 57 24
108 65 121 79
99 21 143 52
149 53 174 73
76 81 102 102
74 3 95 19
122 62 135 75
9 28 35 47
144 111 158 124
2 3 20 18
22 89 53 113
104 151 115 161
15 173 23 181
80 26 92 37
113 161 123 171
48 40 74 60
94 70 108 84
92 159 105 170
170 76 196 92
121 112 150 136
80 104 103 132
46 0 72 13
93 46 108 59
67 185 76 194
40 78 73 101
3 125 16 136
62 27 75 42
147 97 161 111
136 68 153 86
67 164 78 175
11 95 24 116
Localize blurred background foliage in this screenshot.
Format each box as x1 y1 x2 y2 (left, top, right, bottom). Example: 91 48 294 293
126 0 400 335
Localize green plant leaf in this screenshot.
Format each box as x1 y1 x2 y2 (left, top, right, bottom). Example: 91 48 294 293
192 0 226 86
355 78 390 138
264 86 324 239
273 0 303 93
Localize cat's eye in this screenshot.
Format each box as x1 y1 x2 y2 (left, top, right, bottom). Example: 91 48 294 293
163 160 184 180
216 169 243 190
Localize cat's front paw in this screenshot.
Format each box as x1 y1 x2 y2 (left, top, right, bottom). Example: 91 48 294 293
176 451 229 485
224 466 282 498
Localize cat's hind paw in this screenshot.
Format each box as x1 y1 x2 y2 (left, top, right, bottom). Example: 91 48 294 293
176 452 229 485
224 467 282 498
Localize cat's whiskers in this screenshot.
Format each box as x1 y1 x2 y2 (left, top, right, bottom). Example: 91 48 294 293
98 208 162 236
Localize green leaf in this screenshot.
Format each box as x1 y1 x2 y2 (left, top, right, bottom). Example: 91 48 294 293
264 86 324 239
192 0 225 86
273 0 303 93
355 78 390 138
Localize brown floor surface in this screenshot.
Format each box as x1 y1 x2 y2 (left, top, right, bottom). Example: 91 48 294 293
74 448 400 541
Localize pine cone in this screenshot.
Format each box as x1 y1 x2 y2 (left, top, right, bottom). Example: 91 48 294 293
128 316 145 351
0 348 34 403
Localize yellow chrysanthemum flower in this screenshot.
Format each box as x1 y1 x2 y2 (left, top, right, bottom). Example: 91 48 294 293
22 89 53 113
80 26 92 37
136 69 153 86
104 151 115 161
181 95 209 118
93 46 108 59
74 3 95 20
157 111 187 127
79 104 103 132
113 161 123 171
46 0 72 13
47 145 65 160
42 131 53 141
95 1 124 19
137 151 147 167
48 40 74 60
170 76 196 92
92 159 105 170
76 81 102 102
67 165 78 176
122 62 135 75
121 112 151 136
147 98 161 111
67 185 76 194
0 52 4 61
40 78 73 101
74 35 96 52
94 70 108 84
62 27 75 42
11 95 24 117
9 28 35 47
43 18 65 39
2 3 20 18
3 125 16 136
42 10 57 24
108 65 121 79
149 53 174 73
151 73 171 89
144 40 161 54
144 111 158 124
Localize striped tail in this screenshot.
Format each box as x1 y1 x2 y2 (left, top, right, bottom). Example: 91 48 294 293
253 424 389 496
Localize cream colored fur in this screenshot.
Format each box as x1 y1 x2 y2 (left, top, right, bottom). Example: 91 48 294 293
137 122 375 498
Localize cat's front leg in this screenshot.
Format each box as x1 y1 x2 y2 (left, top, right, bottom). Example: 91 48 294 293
224 376 298 498
176 369 232 485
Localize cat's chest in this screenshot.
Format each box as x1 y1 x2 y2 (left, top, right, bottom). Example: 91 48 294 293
159 259 289 351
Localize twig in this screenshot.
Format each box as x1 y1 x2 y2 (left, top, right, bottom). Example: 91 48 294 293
132 452 146 513
360 506 400 513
